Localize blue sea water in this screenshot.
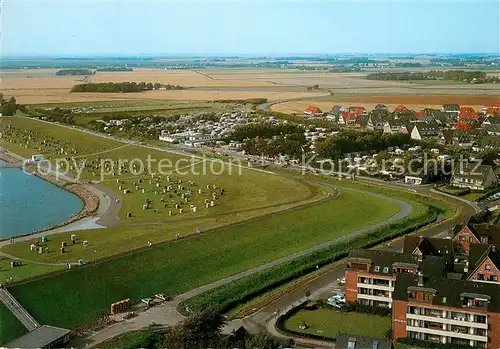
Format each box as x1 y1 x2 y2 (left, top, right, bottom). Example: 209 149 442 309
0 160 84 238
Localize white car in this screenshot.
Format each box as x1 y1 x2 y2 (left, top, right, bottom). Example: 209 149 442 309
338 277 346 285
327 295 346 308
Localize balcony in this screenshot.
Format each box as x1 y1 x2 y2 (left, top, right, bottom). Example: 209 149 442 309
357 282 393 292
406 326 488 342
407 313 488 330
357 293 391 303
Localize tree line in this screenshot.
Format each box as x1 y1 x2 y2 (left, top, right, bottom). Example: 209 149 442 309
56 69 94 76
229 123 307 159
0 94 19 116
366 70 497 83
71 82 185 93
97 67 133 72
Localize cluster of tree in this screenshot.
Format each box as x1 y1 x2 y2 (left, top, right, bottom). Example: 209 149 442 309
255 110 336 130
243 133 307 159
366 70 497 83
0 94 19 116
56 69 94 76
315 131 413 160
393 62 424 68
230 123 304 142
71 82 184 93
215 98 267 105
306 85 320 91
33 107 76 125
161 308 294 349
97 67 133 72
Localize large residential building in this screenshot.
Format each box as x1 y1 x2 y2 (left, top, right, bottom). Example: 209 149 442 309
344 250 447 309
392 273 500 349
451 163 497 191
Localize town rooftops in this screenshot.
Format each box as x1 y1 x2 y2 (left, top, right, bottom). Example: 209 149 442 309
394 104 409 113
464 223 500 247
304 105 322 114
336 333 393 349
346 249 447 277
403 236 454 266
459 106 479 119
411 122 440 135
393 273 500 313
468 244 500 277
330 105 344 115
453 163 496 182
5 325 71 349
443 104 460 112
374 103 388 110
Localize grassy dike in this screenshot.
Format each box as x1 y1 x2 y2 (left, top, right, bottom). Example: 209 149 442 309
7 188 399 329
177 179 453 316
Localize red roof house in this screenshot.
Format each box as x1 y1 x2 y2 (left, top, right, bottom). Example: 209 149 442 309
459 106 478 120
416 110 427 118
455 121 473 131
303 105 323 116
485 107 500 116
394 104 409 113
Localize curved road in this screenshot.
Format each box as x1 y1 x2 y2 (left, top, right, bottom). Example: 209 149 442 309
81 179 478 348
81 181 412 348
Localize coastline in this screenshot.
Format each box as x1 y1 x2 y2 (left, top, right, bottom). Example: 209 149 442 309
0 149 102 240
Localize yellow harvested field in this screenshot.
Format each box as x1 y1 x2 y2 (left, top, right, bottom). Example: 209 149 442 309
271 94 500 114
1 68 330 104
91 68 277 87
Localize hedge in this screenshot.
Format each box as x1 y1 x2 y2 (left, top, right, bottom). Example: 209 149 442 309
397 337 472 349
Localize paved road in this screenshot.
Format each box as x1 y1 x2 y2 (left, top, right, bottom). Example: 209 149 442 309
82 178 477 348
80 181 413 347
237 184 479 348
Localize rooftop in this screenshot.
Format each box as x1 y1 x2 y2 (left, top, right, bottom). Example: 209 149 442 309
393 273 500 313
5 325 70 349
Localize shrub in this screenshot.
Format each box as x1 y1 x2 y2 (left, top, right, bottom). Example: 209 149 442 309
340 302 391 317
397 337 471 349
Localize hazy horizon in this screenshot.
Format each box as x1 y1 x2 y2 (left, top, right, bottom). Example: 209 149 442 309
3 0 499 56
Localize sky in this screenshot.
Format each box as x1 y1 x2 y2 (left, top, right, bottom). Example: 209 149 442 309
2 0 499 56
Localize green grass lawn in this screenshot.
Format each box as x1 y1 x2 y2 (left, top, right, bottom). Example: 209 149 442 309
0 304 28 345
0 258 63 283
8 189 399 328
283 308 391 339
461 192 484 202
1 117 316 223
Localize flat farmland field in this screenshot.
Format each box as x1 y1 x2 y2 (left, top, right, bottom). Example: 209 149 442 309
1 68 328 104
91 68 277 87
271 94 500 114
